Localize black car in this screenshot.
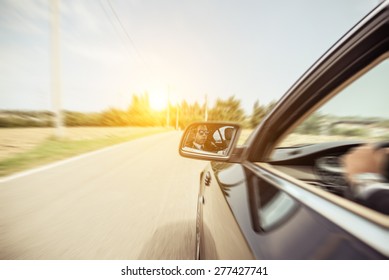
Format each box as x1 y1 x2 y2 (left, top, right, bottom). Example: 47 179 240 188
179 1 389 259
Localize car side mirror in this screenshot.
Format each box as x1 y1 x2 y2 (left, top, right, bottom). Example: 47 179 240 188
179 122 241 161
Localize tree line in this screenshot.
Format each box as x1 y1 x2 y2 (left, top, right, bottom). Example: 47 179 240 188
0 93 276 129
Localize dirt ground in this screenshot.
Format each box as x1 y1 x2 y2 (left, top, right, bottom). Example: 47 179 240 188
0 127 164 161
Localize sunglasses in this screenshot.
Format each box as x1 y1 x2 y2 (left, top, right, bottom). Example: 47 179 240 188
198 130 209 136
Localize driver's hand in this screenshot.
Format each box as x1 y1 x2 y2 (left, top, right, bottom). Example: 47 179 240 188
341 144 389 187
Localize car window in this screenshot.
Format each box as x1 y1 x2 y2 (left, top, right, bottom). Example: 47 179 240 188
277 57 389 148
256 178 299 231
213 126 235 143
267 55 389 216
212 130 222 143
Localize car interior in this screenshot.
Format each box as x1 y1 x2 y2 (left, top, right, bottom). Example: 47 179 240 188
266 56 389 215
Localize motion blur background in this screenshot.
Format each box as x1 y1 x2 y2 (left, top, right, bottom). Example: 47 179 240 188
0 0 383 259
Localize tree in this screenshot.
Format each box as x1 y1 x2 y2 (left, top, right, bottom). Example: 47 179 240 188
250 100 266 128
176 101 204 129
295 113 323 135
101 108 128 126
249 100 277 128
208 96 245 122
127 93 159 126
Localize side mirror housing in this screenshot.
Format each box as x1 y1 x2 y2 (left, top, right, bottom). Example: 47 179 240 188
179 122 241 162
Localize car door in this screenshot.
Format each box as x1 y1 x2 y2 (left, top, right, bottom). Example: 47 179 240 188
199 163 254 259
243 161 387 259
241 1 389 259
196 1 389 259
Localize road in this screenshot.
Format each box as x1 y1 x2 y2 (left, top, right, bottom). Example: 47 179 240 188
0 131 206 259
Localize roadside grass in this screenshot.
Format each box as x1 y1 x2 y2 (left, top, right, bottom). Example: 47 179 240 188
0 127 169 177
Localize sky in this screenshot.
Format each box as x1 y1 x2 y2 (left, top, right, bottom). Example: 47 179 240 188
0 0 383 114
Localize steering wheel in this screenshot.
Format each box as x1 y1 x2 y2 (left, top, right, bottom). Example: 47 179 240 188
315 155 349 196
315 141 389 197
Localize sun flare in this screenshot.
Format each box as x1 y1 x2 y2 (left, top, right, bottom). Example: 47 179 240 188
149 90 168 111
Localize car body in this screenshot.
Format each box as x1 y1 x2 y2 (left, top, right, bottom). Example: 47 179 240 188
179 1 389 259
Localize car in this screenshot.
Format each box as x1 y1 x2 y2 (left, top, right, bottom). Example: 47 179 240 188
179 1 389 259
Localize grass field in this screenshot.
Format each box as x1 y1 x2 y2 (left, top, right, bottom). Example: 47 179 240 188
0 127 170 177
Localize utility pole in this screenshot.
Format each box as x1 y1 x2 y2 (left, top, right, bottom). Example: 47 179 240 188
175 103 179 130
204 94 208 121
166 85 170 127
50 0 64 138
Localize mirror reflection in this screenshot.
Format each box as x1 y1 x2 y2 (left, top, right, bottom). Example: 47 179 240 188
182 123 237 155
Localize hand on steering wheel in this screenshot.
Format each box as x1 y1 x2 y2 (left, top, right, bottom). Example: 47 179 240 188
342 142 389 179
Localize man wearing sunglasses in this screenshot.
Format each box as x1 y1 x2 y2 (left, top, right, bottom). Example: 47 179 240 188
192 124 209 150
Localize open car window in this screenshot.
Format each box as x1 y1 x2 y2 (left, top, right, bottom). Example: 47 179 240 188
267 55 389 216
277 57 389 148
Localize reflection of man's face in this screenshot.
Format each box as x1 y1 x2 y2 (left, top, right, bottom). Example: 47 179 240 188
194 125 208 146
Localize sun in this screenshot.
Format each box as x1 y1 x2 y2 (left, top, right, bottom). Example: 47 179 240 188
149 90 168 111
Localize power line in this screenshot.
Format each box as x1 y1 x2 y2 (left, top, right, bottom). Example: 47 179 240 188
103 0 153 75
99 0 133 59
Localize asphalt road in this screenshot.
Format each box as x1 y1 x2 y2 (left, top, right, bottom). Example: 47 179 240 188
0 131 206 259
